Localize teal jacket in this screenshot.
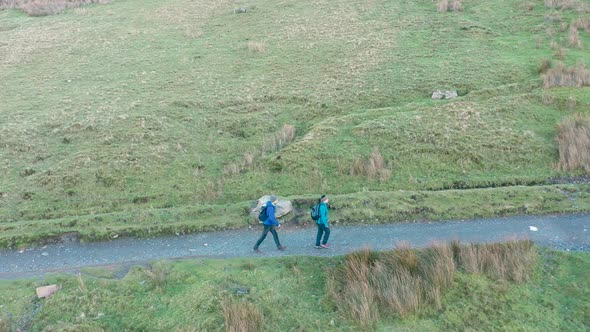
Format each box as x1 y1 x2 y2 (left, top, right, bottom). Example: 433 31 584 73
318 202 329 227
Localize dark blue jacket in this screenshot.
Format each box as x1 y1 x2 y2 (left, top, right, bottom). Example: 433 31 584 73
263 201 280 226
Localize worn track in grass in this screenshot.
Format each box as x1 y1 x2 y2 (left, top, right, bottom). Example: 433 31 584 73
0 213 588 279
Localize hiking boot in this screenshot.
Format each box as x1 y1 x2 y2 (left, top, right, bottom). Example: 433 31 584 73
278 246 287 251
320 244 330 249
253 248 261 253
315 245 322 249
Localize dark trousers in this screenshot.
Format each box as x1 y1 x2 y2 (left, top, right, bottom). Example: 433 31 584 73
316 223 330 246
254 225 282 249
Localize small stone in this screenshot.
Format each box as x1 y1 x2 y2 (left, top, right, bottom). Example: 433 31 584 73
204 243 208 246
41 252 49 256
236 7 247 13
529 226 538 231
36 284 59 298
236 287 249 295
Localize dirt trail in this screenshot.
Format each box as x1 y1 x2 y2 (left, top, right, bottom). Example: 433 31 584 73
0 213 588 279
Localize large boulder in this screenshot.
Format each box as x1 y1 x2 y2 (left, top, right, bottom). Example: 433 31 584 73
432 90 458 100
250 196 293 220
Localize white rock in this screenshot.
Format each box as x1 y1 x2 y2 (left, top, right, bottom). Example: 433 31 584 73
529 226 538 231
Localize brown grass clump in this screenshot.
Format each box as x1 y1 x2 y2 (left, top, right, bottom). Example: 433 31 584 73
0 316 9 332
222 298 263 332
573 17 590 31
438 0 462 12
537 59 552 74
545 0 589 11
1 0 111 16
449 0 463 12
350 147 392 182
543 62 590 88
247 41 267 53
327 240 538 327
264 124 296 152
223 124 296 177
437 0 448 12
535 36 543 49
568 26 583 48
457 240 537 282
556 114 590 174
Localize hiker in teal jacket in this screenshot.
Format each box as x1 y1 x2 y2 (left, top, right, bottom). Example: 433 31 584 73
315 195 330 249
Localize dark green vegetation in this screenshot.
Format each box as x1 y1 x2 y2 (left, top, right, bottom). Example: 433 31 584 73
1 0 590 247
0 243 588 331
2 184 589 249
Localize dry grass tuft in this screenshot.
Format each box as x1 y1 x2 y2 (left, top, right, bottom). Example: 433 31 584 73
535 35 543 49
223 124 295 177
537 59 552 74
0 316 9 332
1 0 111 16
222 298 263 332
560 22 569 32
350 147 392 182
573 17 590 31
264 124 296 152
437 0 463 12
449 0 463 12
457 240 537 282
328 240 538 326
545 0 589 11
567 26 583 48
143 263 170 292
556 113 590 174
437 0 448 12
247 41 267 53
542 62 590 88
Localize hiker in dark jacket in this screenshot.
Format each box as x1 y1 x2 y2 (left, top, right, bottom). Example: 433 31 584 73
315 195 330 249
253 195 286 252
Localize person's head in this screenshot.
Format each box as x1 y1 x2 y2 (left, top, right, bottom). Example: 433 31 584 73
320 195 328 204
270 195 279 204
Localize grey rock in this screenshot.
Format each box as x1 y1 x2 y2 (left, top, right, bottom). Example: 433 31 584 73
236 287 249 295
432 90 458 100
250 195 293 220
236 7 247 14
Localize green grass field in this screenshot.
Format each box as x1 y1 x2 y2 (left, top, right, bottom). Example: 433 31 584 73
0 246 588 331
1 0 590 246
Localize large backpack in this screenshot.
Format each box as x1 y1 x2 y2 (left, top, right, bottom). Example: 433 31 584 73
310 203 320 221
258 205 268 223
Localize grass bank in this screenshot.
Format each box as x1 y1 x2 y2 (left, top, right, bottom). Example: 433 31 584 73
1 184 589 249
0 243 588 331
0 0 589 232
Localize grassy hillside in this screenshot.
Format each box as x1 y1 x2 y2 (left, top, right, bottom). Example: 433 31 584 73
1 0 589 243
0 244 588 331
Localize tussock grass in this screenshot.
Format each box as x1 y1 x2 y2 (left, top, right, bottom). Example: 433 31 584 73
221 298 263 332
143 262 171 292
350 147 391 182
538 59 552 74
0 316 9 332
224 124 296 176
556 114 590 174
573 17 590 31
568 26 583 48
437 0 462 12
542 62 590 88
458 240 537 282
544 0 589 11
247 41 267 53
327 240 538 327
0 0 111 16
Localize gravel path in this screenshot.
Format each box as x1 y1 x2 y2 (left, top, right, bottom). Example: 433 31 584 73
1 213 588 279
